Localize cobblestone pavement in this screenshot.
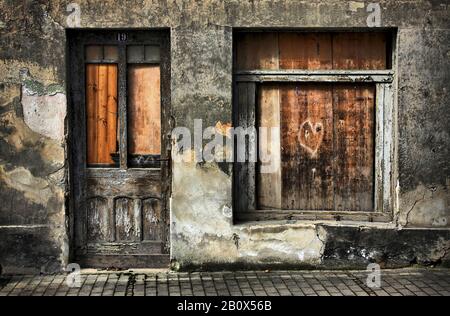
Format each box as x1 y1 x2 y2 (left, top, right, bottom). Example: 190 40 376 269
0 268 449 296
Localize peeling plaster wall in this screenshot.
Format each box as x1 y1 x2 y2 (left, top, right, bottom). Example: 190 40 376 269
0 0 449 273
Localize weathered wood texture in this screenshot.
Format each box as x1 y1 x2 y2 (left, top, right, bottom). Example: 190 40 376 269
86 64 118 165
235 32 388 70
234 32 382 214
234 82 256 212
128 65 161 155
279 33 332 69
333 84 375 211
256 85 282 209
280 84 334 210
72 31 171 268
258 83 374 211
332 33 387 70
86 194 163 244
235 32 279 70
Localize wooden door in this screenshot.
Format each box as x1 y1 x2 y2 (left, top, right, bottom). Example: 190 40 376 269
233 31 387 220
68 31 171 268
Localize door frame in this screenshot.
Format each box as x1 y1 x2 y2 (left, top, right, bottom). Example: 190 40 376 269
66 29 172 266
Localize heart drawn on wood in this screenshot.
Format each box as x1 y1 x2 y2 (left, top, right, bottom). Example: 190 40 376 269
298 119 324 158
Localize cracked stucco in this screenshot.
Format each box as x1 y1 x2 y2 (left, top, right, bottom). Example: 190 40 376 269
171 159 326 266
399 184 449 228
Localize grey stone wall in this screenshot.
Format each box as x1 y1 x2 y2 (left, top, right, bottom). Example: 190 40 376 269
0 0 448 273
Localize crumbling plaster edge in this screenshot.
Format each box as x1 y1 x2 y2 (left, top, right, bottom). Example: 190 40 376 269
231 219 450 233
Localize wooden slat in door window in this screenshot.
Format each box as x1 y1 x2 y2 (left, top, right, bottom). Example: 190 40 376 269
86 64 118 166
280 84 334 210
333 84 375 211
128 64 161 156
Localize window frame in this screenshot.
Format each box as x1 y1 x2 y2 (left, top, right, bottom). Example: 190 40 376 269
79 31 166 170
232 30 396 223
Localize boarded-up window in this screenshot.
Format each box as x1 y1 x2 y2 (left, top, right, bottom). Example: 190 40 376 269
85 45 161 168
86 63 118 166
234 31 391 218
257 83 375 211
128 65 161 157
127 45 161 168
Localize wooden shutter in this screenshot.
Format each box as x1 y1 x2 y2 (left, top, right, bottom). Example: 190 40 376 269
234 32 387 214
256 83 375 212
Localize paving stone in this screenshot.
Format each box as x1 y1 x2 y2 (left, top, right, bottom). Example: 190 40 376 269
0 268 448 296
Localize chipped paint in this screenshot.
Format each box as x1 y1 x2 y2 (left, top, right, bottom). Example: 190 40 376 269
21 90 66 141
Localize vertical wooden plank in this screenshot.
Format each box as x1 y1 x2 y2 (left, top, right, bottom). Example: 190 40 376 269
128 65 161 155
333 84 375 211
107 197 116 242
332 32 387 70
134 198 142 241
86 64 98 165
279 33 332 70
142 198 161 241
374 83 385 212
235 32 279 70
97 64 108 163
256 84 282 209
71 34 87 250
281 84 334 210
159 33 171 253
246 83 256 211
235 82 256 213
107 65 118 158
118 45 128 169
382 83 394 213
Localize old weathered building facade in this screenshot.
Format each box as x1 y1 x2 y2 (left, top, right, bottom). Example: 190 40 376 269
0 0 449 274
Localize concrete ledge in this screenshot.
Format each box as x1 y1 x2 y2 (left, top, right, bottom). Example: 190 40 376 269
172 223 450 271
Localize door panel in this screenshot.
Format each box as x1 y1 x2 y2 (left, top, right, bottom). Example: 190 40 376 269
86 197 110 242
142 198 162 241
114 197 141 242
86 169 161 197
69 31 171 269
